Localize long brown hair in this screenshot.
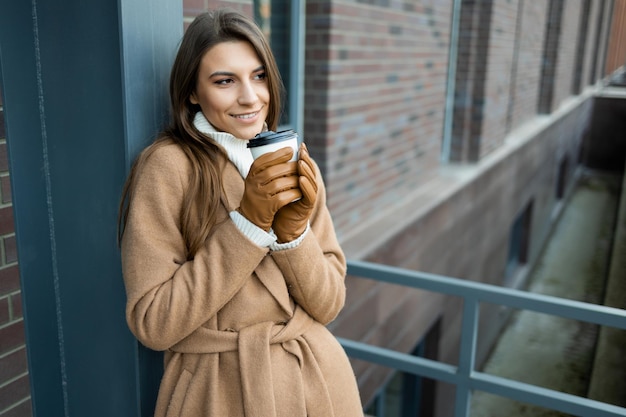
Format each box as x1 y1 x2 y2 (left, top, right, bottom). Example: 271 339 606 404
118 8 284 257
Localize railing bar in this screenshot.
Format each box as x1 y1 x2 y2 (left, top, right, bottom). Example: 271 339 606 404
454 298 479 417
337 338 458 385
457 298 479 373
347 260 626 329
344 260 626 416
338 337 626 417
471 372 626 417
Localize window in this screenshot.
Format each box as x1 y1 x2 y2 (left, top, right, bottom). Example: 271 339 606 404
505 201 533 282
254 0 304 133
556 156 569 200
364 321 439 417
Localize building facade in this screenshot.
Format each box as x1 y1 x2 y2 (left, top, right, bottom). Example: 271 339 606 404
0 0 625 416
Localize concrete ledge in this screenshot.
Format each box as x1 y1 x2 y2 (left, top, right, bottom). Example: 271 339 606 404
587 165 626 406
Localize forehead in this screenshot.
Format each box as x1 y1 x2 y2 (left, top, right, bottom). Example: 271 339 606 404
200 40 263 73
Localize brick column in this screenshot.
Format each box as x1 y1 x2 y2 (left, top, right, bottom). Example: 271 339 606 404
450 0 495 162
538 0 564 114
572 0 592 94
0 87 31 417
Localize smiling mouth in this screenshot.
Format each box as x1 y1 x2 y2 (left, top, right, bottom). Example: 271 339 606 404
232 111 260 120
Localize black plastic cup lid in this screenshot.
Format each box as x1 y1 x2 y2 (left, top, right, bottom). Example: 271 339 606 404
247 129 297 148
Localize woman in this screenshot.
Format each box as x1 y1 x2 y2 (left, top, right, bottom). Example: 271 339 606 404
118 8 363 417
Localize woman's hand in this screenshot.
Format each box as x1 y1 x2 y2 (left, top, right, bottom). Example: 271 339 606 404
272 143 318 243
239 147 302 231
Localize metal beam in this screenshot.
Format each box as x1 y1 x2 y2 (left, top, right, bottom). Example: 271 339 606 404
0 0 181 415
347 260 626 330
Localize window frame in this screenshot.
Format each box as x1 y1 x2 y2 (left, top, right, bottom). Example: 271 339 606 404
254 0 304 135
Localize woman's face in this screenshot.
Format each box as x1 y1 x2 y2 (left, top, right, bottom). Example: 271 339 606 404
190 40 270 140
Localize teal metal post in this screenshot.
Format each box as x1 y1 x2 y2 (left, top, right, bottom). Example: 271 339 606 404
0 0 181 416
454 299 479 417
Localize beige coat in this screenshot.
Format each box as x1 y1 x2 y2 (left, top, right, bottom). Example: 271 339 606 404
121 142 363 417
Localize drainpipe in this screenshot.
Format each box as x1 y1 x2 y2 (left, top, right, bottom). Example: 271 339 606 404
441 0 462 163
292 0 305 136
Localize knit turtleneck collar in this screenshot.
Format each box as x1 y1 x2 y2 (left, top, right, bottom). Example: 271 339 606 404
193 111 254 178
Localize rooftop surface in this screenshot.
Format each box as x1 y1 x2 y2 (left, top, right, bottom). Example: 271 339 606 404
471 168 625 416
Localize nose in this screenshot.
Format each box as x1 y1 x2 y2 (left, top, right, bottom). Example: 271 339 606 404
238 81 258 105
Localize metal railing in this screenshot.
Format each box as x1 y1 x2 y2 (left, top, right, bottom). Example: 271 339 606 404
339 260 626 417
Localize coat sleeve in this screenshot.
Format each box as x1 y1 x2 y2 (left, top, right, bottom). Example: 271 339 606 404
121 144 268 351
269 162 347 325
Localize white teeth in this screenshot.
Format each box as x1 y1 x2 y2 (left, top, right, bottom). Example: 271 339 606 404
235 112 257 119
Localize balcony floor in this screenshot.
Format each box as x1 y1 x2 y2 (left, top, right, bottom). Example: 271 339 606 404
470 169 624 417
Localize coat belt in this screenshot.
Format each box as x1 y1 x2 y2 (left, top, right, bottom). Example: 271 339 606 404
169 306 335 417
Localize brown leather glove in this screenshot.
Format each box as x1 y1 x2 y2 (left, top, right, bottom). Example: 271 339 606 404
239 147 302 231
272 143 318 243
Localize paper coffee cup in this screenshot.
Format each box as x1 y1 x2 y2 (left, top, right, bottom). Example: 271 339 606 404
247 129 299 161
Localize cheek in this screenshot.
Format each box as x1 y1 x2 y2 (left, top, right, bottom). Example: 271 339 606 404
203 93 228 114
258 84 270 102
264 88 271 102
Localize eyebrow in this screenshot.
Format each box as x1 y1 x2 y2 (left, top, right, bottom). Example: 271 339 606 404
209 65 265 78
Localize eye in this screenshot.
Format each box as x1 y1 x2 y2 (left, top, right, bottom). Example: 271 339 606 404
254 71 267 81
214 78 235 86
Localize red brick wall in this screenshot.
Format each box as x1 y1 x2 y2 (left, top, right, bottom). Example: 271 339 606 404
606 0 626 74
305 0 453 240
0 88 32 417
